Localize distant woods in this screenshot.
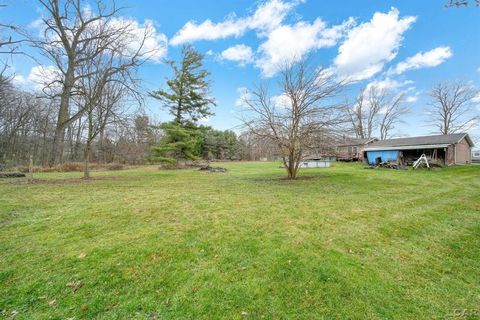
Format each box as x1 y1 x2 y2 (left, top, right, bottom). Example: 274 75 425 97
0 0 479 177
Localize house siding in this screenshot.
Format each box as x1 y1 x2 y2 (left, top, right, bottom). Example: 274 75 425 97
455 137 472 164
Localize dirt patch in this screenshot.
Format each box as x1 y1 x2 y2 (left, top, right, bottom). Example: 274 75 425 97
199 166 228 173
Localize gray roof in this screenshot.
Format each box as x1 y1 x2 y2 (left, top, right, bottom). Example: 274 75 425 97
365 133 474 150
337 137 378 146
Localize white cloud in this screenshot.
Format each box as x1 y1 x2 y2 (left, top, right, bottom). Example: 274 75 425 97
27 65 62 92
334 8 416 81
477 67 480 73
365 77 413 92
170 0 296 45
464 119 480 131
271 93 291 108
220 44 254 65
32 12 168 64
256 18 353 77
205 50 214 56
12 74 27 86
405 95 418 103
108 18 168 63
473 93 480 103
235 87 251 107
389 46 452 75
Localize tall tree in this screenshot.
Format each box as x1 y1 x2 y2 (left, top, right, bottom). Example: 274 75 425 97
33 0 122 165
33 0 152 165
150 45 216 124
150 122 200 166
379 92 408 139
240 60 346 179
346 85 408 139
428 81 479 134
75 17 144 178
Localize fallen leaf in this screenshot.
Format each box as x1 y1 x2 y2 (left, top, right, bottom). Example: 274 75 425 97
78 252 86 259
48 299 56 306
80 305 88 312
66 280 83 293
72 281 83 293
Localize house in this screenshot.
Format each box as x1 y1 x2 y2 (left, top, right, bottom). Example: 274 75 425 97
335 137 378 161
472 149 480 163
363 133 474 166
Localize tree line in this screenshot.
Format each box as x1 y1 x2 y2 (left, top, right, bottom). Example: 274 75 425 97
0 0 479 179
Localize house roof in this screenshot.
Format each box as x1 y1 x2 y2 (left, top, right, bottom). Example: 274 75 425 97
337 137 378 147
364 133 474 151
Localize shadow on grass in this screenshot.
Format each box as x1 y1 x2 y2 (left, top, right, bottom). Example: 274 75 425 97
6 175 139 185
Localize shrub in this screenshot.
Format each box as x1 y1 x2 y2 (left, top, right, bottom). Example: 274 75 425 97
106 163 124 171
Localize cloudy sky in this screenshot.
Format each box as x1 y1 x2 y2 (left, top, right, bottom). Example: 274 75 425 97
2 0 480 137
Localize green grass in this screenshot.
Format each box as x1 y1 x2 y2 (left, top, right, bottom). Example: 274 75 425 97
1 162 479 319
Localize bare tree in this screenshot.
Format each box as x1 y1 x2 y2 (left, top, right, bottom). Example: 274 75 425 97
240 60 346 179
428 81 480 134
378 92 408 139
75 22 144 178
346 85 408 139
346 87 382 139
32 0 145 165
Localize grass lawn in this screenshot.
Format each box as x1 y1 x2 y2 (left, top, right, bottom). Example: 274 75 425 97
1 162 479 319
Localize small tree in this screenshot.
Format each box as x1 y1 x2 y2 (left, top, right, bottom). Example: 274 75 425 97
149 45 216 124
428 81 479 134
241 60 345 179
150 122 200 167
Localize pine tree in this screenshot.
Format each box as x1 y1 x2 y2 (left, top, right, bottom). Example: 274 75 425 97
150 122 201 166
150 45 216 124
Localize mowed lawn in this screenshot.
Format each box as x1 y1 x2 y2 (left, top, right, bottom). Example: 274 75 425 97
1 162 479 319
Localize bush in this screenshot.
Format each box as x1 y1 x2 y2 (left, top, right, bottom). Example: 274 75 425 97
57 162 84 172
105 163 124 171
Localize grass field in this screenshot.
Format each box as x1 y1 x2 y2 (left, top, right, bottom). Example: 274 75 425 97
1 162 479 319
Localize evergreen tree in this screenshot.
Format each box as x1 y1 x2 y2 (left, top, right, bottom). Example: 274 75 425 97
150 122 201 166
150 45 216 124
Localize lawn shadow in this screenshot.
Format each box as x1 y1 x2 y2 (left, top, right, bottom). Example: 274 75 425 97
6 175 139 185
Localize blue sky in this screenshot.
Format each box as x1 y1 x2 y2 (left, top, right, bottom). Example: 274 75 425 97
1 0 480 138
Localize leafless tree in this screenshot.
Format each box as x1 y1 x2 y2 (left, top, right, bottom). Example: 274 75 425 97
346 87 381 139
75 22 144 178
346 85 408 139
240 60 346 179
379 92 408 139
428 81 480 134
32 0 153 165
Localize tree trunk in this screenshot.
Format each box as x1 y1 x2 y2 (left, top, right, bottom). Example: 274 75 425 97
49 125 64 166
286 151 298 179
49 66 75 166
83 141 91 179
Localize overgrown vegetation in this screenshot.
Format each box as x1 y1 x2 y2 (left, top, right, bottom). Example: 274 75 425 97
1 162 479 319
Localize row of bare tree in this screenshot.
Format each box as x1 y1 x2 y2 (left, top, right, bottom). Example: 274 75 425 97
0 0 478 179
240 60 479 178
0 0 166 176
0 74 161 168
